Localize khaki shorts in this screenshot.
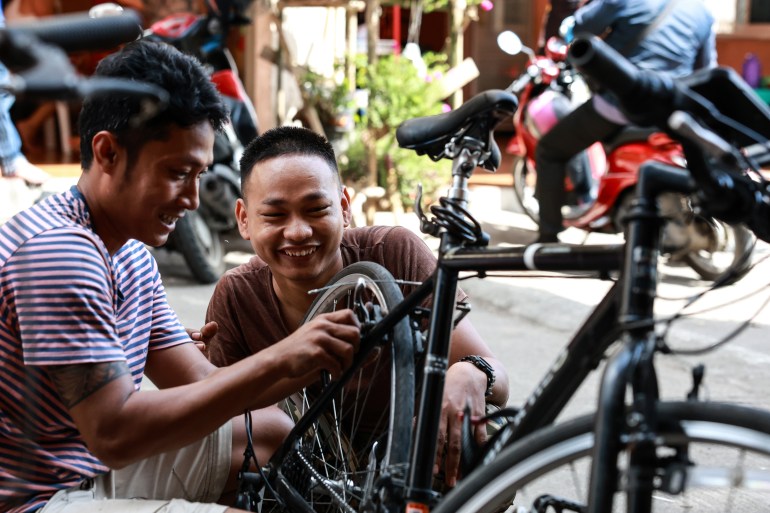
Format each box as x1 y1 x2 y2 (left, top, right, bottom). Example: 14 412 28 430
41 421 232 513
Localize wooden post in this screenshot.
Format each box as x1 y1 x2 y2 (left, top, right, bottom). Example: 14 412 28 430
448 0 466 108
364 0 381 216
346 6 358 92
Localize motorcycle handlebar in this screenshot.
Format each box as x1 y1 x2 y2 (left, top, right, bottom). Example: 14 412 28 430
4 9 142 53
568 35 770 244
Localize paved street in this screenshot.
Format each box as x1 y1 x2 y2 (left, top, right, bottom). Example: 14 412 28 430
160 202 770 423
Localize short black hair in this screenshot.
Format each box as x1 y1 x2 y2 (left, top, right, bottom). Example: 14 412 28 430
78 39 229 170
239 126 339 196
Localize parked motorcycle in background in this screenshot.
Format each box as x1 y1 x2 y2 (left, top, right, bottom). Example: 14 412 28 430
497 25 600 220
498 26 755 283
145 0 258 283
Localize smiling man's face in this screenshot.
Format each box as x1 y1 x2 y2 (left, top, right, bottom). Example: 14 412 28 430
95 121 214 253
236 153 351 289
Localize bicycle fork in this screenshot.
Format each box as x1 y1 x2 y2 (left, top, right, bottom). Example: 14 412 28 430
587 162 696 513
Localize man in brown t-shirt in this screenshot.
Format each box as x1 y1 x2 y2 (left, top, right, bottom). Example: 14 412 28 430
204 126 510 488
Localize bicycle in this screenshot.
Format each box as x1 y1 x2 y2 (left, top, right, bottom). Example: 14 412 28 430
18 13 770 512
11 12 770 513
428 37 770 513
246 36 770 513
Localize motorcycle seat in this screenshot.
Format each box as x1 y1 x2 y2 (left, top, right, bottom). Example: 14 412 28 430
603 126 659 153
396 90 518 171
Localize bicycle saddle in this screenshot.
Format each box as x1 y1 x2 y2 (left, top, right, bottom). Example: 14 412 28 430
396 89 518 171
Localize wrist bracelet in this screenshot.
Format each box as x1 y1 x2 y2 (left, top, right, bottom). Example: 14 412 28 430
459 355 496 397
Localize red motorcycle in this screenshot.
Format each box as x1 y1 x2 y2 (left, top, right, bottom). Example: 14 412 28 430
497 29 755 282
146 0 258 283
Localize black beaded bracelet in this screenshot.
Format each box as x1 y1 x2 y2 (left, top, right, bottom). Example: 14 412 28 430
459 355 496 397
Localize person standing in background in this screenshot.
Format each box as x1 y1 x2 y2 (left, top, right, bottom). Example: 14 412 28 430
0 0 51 185
533 0 717 244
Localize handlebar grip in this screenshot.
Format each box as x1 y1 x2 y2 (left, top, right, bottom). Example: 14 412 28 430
568 35 641 100
7 9 142 53
568 35 682 127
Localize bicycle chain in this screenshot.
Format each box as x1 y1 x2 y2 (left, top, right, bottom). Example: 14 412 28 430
294 448 358 513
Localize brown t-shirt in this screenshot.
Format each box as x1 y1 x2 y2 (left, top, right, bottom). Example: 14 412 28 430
206 225 467 366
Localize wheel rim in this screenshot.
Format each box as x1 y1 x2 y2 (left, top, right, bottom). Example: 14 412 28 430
270 268 413 513
448 420 770 513
683 219 753 282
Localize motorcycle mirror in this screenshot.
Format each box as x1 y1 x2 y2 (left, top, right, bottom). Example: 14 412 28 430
497 30 523 56
497 30 535 60
88 3 124 18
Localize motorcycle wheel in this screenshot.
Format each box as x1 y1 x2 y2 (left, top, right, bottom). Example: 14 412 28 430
174 211 225 284
616 192 755 285
682 218 754 284
512 156 540 224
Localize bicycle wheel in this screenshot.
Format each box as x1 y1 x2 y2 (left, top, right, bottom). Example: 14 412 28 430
275 262 416 513
434 401 770 513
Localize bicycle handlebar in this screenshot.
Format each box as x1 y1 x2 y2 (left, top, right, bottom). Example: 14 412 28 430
568 35 770 244
4 9 142 53
0 12 168 112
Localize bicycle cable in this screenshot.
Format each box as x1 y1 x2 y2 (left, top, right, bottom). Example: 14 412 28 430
240 410 285 510
429 197 489 245
658 286 770 356
458 271 616 281
662 253 770 303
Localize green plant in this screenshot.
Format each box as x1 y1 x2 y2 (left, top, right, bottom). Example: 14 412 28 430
300 67 354 133
341 52 452 209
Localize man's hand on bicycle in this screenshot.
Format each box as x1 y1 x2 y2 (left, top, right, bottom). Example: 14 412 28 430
436 361 490 487
267 309 361 383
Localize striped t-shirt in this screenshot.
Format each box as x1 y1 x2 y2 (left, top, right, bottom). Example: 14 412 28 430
0 186 190 512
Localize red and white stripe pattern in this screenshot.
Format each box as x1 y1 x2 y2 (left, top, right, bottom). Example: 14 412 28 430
0 187 189 512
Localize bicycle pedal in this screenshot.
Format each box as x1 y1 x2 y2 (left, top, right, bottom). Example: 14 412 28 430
533 494 585 513
686 364 705 401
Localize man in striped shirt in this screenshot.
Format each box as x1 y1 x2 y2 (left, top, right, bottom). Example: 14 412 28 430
0 40 360 512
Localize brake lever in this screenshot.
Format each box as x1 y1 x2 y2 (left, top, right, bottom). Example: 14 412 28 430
668 111 742 166
668 110 770 243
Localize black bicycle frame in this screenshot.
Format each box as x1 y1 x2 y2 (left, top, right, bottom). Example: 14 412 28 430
587 162 696 513
403 242 625 505
400 142 627 507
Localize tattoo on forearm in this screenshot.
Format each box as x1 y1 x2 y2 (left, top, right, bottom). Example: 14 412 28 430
48 361 130 408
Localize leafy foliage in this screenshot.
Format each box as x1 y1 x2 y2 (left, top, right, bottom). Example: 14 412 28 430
337 52 452 207
300 67 354 132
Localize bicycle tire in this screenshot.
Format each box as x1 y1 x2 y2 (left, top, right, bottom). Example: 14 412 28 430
512 156 540 225
275 261 415 513
434 401 770 513
173 211 224 284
